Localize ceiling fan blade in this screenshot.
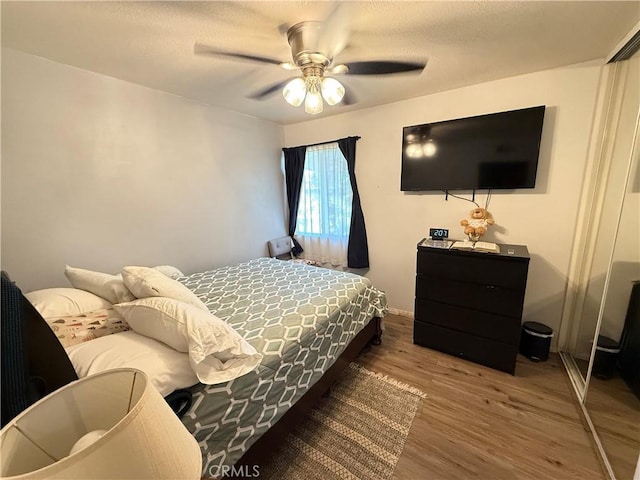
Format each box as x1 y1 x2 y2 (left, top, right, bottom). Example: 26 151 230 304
340 89 357 106
194 43 286 67
247 79 291 100
342 60 427 75
318 3 353 60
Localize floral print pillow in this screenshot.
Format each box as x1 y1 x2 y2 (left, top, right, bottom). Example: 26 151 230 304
46 308 130 348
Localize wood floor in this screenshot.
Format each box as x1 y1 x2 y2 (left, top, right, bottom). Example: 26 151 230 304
357 314 606 480
586 374 640 480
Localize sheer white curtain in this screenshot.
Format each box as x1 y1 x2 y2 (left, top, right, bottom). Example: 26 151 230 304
295 143 352 267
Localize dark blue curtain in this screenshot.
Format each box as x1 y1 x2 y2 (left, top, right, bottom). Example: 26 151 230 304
283 145 307 256
338 136 369 268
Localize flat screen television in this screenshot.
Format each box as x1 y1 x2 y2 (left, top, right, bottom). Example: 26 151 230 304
400 105 545 191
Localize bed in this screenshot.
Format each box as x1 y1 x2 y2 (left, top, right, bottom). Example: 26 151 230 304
1 257 387 477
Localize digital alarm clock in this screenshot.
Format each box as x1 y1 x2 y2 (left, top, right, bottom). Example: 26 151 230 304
429 228 449 240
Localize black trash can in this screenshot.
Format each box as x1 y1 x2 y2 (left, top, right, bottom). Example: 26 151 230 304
520 321 553 362
592 335 620 380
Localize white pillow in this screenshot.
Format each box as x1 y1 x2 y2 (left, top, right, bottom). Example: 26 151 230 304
114 298 189 352
121 266 208 311
152 265 185 279
114 297 262 385
66 330 199 397
25 288 113 317
65 266 135 304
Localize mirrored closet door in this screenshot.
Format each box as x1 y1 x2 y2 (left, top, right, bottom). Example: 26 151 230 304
559 51 639 479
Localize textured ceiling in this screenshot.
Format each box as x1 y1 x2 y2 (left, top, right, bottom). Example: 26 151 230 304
2 1 639 125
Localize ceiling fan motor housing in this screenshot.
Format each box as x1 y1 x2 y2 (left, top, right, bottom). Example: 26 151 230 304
287 21 331 70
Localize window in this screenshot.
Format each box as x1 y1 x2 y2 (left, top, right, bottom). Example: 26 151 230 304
289 142 352 266
296 143 352 238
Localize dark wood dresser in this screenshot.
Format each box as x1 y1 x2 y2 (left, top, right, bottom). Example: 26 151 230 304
413 240 530 374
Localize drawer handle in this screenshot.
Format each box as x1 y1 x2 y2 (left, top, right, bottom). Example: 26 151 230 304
485 285 496 289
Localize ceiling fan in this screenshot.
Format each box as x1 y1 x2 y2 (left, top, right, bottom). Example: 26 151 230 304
194 10 427 114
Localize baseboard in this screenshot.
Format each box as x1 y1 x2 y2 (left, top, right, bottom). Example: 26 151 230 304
387 307 414 319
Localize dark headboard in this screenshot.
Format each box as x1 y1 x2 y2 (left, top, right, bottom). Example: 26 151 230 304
1 271 78 426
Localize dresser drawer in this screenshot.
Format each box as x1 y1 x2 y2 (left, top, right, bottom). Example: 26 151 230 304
413 321 518 374
417 249 529 289
415 299 521 345
416 276 525 318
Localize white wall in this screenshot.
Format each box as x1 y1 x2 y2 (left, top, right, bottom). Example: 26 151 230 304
1 48 286 291
284 63 603 343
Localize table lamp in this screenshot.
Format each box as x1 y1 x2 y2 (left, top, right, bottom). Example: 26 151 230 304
0 369 202 479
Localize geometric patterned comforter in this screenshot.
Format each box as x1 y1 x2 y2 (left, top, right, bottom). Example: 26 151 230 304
177 257 387 477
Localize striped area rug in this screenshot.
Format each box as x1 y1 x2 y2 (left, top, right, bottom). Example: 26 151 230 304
260 363 426 480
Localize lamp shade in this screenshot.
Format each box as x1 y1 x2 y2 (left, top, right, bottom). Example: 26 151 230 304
0 369 202 479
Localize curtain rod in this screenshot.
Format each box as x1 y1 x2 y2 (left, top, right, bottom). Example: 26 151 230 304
284 136 361 150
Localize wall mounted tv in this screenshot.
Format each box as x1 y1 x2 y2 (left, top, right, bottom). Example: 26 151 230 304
400 105 545 191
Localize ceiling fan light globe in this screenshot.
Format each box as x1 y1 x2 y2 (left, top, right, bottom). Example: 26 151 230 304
321 77 345 106
283 78 307 107
304 89 324 114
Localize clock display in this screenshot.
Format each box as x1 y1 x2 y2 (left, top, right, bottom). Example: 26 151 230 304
429 228 449 240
